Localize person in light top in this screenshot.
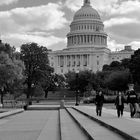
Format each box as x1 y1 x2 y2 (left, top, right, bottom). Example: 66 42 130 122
127 84 138 118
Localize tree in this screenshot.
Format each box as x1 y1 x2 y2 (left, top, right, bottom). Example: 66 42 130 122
129 49 140 84
41 73 65 98
103 61 123 72
65 70 95 96
105 70 130 92
20 42 53 101
0 52 24 104
121 58 131 69
95 71 110 89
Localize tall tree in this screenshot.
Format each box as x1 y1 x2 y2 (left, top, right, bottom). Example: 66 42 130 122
129 49 140 84
20 43 53 101
0 52 24 104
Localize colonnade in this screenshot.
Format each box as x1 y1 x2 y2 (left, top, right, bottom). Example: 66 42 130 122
67 35 107 46
58 54 90 67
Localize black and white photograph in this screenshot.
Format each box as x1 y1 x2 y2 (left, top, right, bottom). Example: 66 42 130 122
0 0 140 139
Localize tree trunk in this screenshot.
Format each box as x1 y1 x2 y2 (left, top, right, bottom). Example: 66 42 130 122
45 90 48 98
1 91 3 105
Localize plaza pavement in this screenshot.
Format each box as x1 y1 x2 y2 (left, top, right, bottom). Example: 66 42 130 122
0 104 139 140
73 106 140 140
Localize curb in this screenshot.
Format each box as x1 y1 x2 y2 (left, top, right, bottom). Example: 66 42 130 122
59 109 62 140
0 109 24 119
65 108 94 140
73 107 138 140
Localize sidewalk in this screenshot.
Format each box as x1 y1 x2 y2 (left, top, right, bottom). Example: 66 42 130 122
73 106 140 140
0 108 24 119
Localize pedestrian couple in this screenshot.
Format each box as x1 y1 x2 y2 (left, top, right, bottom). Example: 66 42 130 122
115 84 139 118
95 90 124 117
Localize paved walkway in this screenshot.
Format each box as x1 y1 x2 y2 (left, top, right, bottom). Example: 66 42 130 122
0 105 140 140
0 110 59 140
73 106 140 140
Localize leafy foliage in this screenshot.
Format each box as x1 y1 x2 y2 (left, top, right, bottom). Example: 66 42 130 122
129 49 140 84
20 42 53 99
0 50 24 103
105 70 130 91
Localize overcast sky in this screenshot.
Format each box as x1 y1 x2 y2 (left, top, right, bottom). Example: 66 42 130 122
0 0 140 51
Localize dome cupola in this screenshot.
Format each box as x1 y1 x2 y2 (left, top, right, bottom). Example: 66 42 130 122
73 0 101 21
67 0 107 49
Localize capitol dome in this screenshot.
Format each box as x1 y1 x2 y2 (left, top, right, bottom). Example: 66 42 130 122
67 0 107 49
73 2 101 21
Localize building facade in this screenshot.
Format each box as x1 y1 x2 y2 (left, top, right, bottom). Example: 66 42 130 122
49 0 134 74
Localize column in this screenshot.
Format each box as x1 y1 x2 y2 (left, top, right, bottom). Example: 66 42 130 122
69 37 71 46
76 35 77 44
91 35 93 44
99 36 101 45
101 36 102 45
86 35 88 44
87 54 89 65
79 35 81 44
90 35 92 44
73 36 75 45
75 36 76 45
77 35 79 44
97 36 99 45
81 35 83 44
94 35 96 45
80 55 83 67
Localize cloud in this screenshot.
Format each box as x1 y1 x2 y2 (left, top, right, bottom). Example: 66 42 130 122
107 38 140 51
129 41 140 50
0 2 68 50
64 0 118 13
0 0 19 5
109 0 140 16
104 17 139 28
2 34 66 51
107 38 124 51
0 3 67 34
64 0 81 12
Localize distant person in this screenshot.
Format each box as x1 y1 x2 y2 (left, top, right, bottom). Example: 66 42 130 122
127 84 138 118
95 90 104 116
115 92 125 117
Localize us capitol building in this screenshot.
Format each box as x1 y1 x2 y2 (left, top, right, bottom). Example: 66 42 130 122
48 0 134 74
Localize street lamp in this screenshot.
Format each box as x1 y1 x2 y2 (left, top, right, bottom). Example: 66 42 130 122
75 70 79 106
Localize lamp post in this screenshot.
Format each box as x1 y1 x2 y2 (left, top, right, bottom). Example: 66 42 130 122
75 70 79 106
0 87 4 107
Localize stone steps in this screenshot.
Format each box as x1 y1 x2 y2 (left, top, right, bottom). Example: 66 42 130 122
66 108 125 140
72 106 140 140
59 109 88 140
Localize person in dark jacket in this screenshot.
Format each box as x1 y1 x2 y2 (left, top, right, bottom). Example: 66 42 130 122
115 92 125 117
95 90 104 116
127 84 138 118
